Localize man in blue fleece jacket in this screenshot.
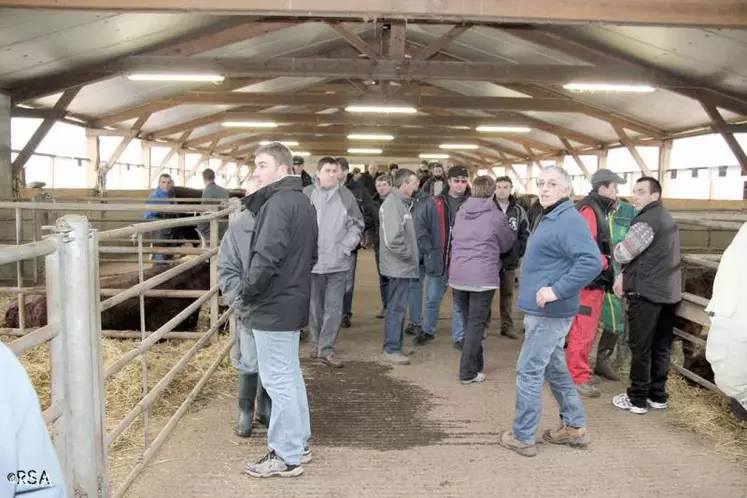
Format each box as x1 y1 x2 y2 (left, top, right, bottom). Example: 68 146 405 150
499 166 602 458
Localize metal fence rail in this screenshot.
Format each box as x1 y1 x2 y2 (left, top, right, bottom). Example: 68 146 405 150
0 198 240 498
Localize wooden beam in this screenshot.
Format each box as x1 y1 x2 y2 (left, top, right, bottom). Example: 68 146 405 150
387 23 407 60
412 24 472 60
560 138 592 179
11 89 79 177
104 114 151 170
504 26 747 118
613 126 653 176
8 20 298 102
658 139 672 192
700 102 747 175
3 1 745 28
326 22 379 59
162 91 585 112
99 56 688 87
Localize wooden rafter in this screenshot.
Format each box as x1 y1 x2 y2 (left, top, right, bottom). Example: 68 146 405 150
560 138 592 179
412 24 473 60
326 22 379 59
612 126 653 176
104 114 151 171
151 131 193 182
700 102 747 175
9 19 298 102
11 88 80 177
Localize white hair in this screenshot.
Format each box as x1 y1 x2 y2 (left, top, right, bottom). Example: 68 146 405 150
539 165 574 194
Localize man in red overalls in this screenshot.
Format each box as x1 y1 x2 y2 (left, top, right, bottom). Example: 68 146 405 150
566 169 626 397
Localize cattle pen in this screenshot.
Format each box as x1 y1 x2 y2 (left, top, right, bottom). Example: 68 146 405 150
0 193 745 496
0 197 242 497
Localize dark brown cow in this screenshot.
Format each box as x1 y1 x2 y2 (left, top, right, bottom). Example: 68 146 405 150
5 261 211 332
677 264 716 385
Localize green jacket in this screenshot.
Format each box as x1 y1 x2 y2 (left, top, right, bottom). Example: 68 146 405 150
601 200 637 333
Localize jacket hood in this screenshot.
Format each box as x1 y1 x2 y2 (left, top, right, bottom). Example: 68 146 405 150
460 197 494 219
241 175 303 214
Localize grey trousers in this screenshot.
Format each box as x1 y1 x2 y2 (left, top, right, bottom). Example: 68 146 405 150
310 271 347 357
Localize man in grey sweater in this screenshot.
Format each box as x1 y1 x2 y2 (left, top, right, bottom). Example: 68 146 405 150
379 168 421 365
303 157 364 368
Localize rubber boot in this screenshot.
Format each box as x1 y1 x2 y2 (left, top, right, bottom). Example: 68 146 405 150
236 373 258 437
594 329 621 381
255 375 272 428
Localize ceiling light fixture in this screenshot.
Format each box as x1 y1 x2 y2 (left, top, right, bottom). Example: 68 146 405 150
439 144 479 150
222 121 278 128
259 140 299 146
127 73 225 83
347 148 383 154
419 153 450 159
563 82 655 93
476 126 532 133
347 133 395 141
345 105 417 114
294 151 311 157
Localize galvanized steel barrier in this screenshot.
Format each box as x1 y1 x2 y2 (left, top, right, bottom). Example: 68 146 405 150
0 198 241 497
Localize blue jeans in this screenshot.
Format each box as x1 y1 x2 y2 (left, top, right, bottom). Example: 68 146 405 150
384 277 413 353
236 320 258 374
423 273 464 343
253 330 311 465
407 264 425 326
512 315 586 444
342 251 359 316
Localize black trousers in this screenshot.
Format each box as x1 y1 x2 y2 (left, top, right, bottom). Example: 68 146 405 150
626 294 679 408
453 289 495 381
374 243 389 308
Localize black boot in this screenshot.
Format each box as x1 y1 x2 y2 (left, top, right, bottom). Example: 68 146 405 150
256 375 272 428
594 329 621 381
236 373 258 437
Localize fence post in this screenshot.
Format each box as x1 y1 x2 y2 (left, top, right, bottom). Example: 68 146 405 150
209 216 219 330
45 229 71 492
88 227 109 497
58 214 103 497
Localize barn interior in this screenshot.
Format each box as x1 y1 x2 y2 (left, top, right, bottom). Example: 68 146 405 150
0 2 746 497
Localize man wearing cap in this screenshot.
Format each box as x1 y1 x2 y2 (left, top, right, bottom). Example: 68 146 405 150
292 155 313 187
414 165 470 347
565 168 627 398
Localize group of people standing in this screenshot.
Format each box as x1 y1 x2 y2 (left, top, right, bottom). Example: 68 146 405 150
217 139 689 476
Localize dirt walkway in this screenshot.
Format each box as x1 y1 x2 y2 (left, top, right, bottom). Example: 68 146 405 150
124 251 747 498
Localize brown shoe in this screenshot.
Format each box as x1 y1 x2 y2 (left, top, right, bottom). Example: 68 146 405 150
321 353 344 368
309 347 318 359
501 328 521 340
542 424 590 448
498 431 537 457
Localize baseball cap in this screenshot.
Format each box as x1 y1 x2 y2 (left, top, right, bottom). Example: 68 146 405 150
448 165 469 179
591 169 626 186
292 155 305 166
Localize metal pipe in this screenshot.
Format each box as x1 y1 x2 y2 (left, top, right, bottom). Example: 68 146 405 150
43 402 65 425
8 324 58 356
0 237 58 265
58 215 100 496
99 248 216 313
15 208 25 332
671 363 728 397
104 286 218 380
106 306 232 447
98 207 233 241
112 338 232 498
137 234 150 450
209 218 219 329
0 328 212 340
0 287 208 298
0 201 222 213
98 246 208 255
682 254 720 270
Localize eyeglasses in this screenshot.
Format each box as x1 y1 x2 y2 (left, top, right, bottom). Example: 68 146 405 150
536 180 560 189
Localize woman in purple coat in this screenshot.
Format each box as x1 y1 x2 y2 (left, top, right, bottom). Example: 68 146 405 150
449 176 516 384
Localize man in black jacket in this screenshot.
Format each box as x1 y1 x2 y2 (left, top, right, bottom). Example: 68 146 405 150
493 176 530 339
336 156 376 327
292 155 313 187
242 142 318 479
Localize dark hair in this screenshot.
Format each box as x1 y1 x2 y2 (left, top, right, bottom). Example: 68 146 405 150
254 142 292 168
389 163 399 172
316 156 338 171
592 181 614 192
376 173 392 186
393 168 416 187
335 157 350 172
472 175 496 198
494 175 512 187
636 176 662 196
202 168 216 181
158 173 172 181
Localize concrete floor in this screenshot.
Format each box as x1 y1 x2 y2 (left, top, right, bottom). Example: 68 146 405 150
124 250 747 498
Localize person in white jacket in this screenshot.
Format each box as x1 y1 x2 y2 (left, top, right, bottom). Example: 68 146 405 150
705 221 747 421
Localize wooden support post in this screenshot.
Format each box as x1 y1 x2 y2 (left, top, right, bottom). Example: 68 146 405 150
700 102 747 175
86 133 100 191
614 126 653 176
560 138 592 179
658 139 673 195
177 151 186 186
141 143 151 188
598 149 609 169
0 92 11 201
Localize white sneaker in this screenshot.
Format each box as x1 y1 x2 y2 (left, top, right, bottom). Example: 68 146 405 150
301 447 313 464
647 399 668 410
612 393 647 414
461 372 486 385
